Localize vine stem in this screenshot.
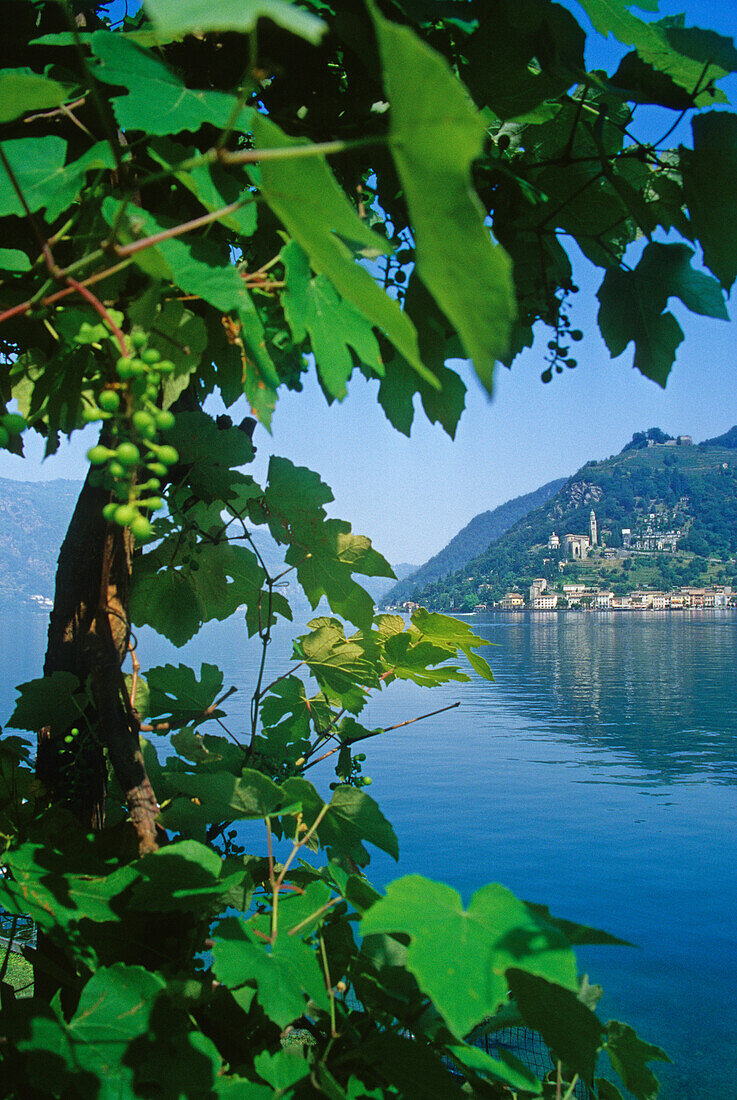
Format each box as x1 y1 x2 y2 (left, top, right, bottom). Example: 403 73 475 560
319 933 338 1038
298 700 461 772
562 1074 579 1100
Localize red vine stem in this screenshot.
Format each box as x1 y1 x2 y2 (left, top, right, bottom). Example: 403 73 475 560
64 277 127 356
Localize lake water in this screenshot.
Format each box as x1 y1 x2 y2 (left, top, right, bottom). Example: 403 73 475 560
3 603 736 1098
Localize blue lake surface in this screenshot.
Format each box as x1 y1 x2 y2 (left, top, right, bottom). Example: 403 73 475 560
3 603 736 1098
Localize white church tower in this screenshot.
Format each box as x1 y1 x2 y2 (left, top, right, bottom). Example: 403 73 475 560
590 509 598 547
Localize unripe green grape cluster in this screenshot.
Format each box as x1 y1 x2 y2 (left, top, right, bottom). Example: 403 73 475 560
85 328 179 540
0 411 27 449
330 750 371 790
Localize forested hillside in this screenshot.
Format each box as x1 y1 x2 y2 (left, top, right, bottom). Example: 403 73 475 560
0 478 80 601
411 431 737 610
384 477 566 605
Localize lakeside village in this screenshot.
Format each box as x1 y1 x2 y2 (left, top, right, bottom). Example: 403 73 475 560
396 508 737 614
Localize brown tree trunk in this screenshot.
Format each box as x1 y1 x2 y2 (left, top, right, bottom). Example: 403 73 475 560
38 470 159 853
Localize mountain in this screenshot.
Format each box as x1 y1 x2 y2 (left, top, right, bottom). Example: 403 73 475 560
0 478 81 602
383 478 567 606
411 429 737 611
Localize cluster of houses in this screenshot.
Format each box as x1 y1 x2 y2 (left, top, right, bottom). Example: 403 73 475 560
492 579 735 612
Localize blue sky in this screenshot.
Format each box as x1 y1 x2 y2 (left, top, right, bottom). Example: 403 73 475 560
2 0 736 566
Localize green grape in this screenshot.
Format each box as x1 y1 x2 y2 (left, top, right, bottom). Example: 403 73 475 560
87 445 112 466
156 445 179 467
158 359 175 375
70 728 79 737
0 426 8 448
570 329 584 341
141 348 161 365
98 390 120 413
64 735 74 744
81 405 102 423
147 371 160 386
130 514 153 539
130 330 148 350
116 356 134 379
361 776 372 786
147 462 167 477
116 442 140 467
114 503 137 526
138 496 163 510
102 502 118 521
155 409 175 431
109 460 126 478
145 383 159 400
1 413 26 434
356 753 367 762
130 358 147 377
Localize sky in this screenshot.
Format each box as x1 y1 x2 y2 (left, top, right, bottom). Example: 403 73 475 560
2 0 736 568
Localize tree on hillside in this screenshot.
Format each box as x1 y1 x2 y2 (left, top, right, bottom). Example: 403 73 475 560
0 0 735 1094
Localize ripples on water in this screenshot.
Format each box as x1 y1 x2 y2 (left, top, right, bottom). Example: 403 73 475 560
3 605 736 1098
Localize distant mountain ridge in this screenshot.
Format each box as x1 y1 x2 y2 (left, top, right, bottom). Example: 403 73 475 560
384 477 567 605
0 478 81 601
410 428 737 611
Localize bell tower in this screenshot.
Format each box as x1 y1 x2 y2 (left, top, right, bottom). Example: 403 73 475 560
590 509 598 547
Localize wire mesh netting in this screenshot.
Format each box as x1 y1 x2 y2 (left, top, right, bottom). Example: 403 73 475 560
0 909 36 953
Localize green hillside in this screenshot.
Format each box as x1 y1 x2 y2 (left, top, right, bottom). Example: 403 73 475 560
411 430 737 610
384 477 566 605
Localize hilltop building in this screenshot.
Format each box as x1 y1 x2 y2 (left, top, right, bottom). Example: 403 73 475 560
547 531 560 550
564 533 591 560
590 509 598 546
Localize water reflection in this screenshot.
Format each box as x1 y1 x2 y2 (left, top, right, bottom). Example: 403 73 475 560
468 610 737 782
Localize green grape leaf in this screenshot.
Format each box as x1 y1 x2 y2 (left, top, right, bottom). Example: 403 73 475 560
360 876 577 1037
212 916 313 1028
131 565 203 647
66 965 165 1082
253 1048 310 1091
411 609 495 681
661 25 737 74
295 620 378 711
356 1033 466 1098
188 544 266 624
0 247 31 272
524 902 635 947
144 663 225 728
371 3 516 393
463 0 584 122
609 51 694 108
129 840 245 912
597 241 728 385
0 841 137 928
575 0 729 100
507 970 604 1084
596 1080 626 1100
604 1021 670 1100
149 137 258 238
160 768 295 831
282 240 383 400
280 778 399 865
8 672 86 732
446 1042 542 1093
681 111 737 291
0 69 68 122
0 68 68 122
145 0 326 44
0 138 115 222
170 729 244 773
163 410 255 499
250 115 434 387
90 31 251 134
